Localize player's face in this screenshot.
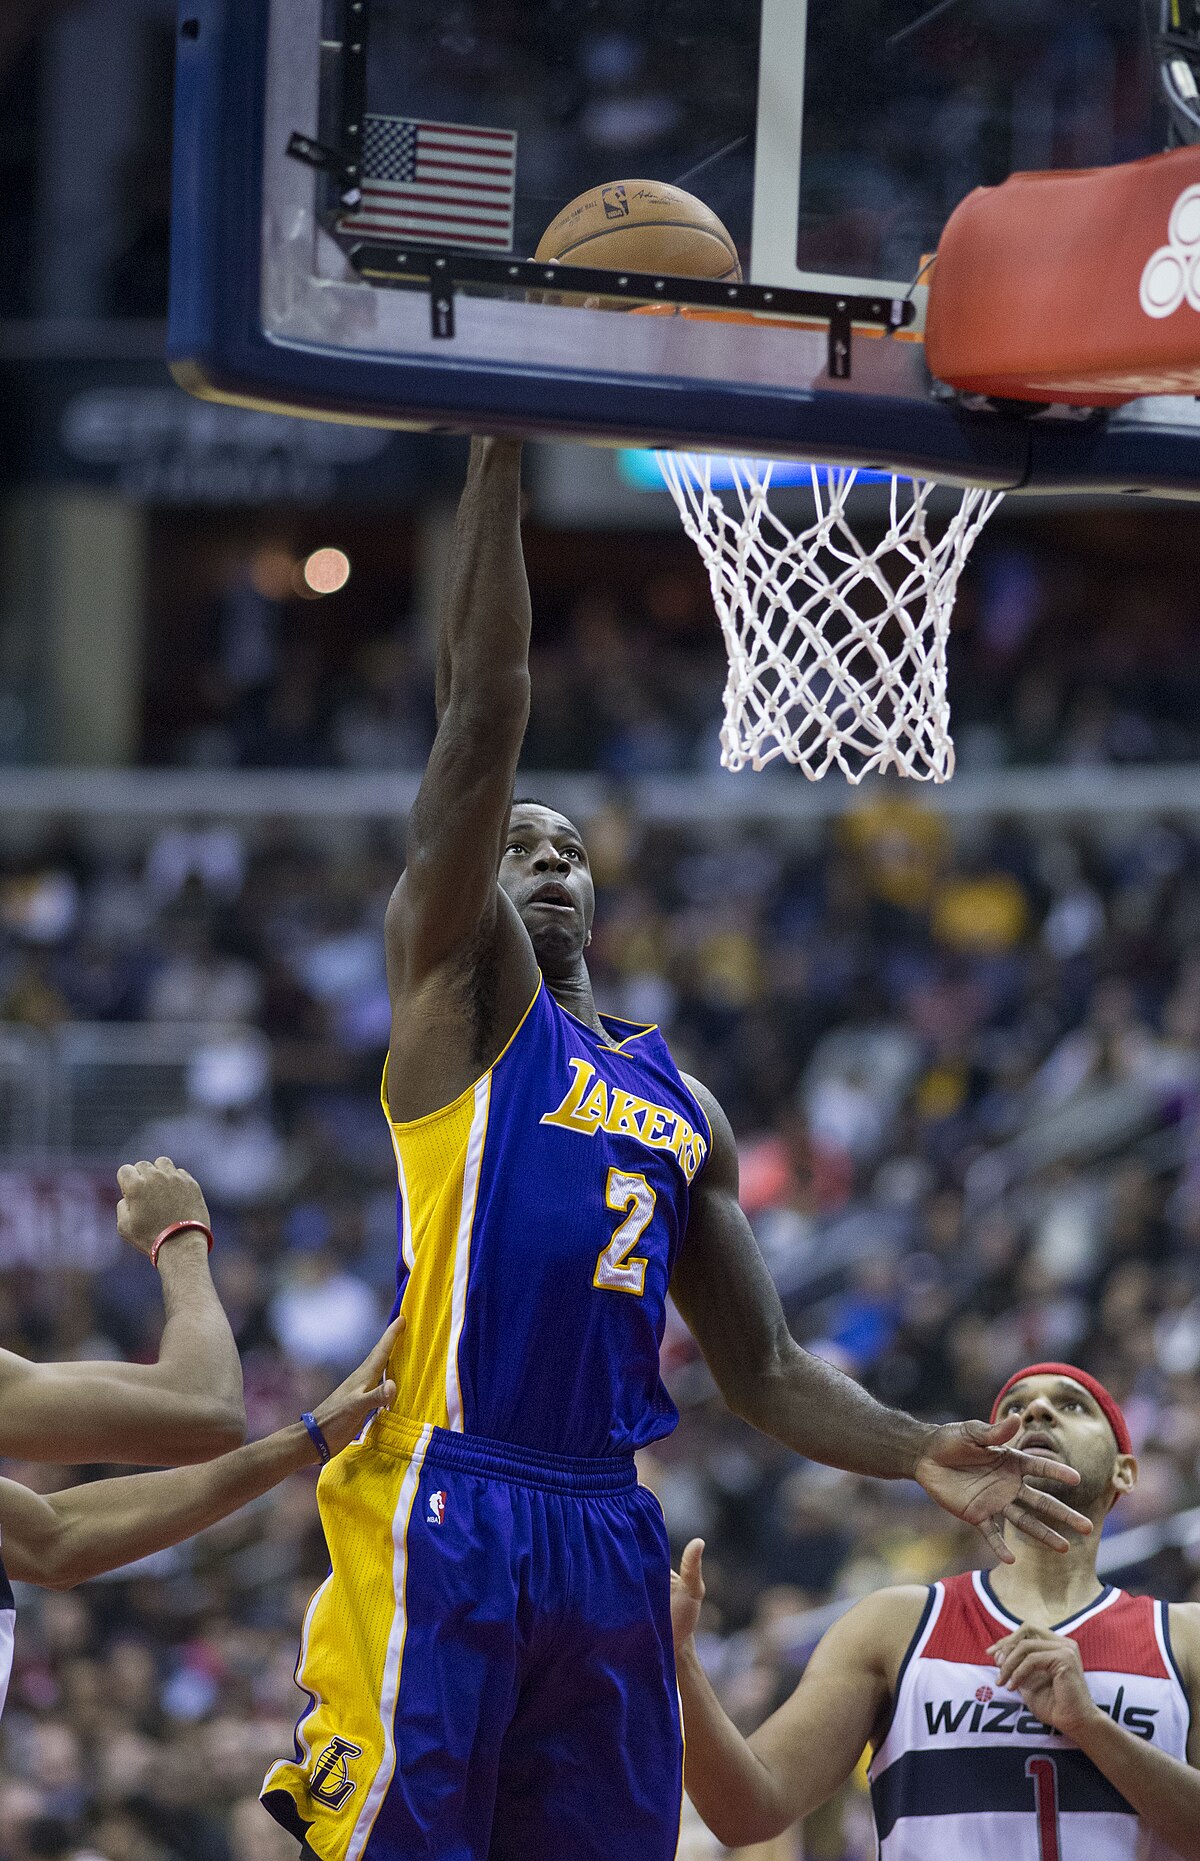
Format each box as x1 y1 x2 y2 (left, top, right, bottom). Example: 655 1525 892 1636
500 806 595 973
994 1375 1135 1515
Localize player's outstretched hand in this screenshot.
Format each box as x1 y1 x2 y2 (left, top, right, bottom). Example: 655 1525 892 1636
670 1538 706 1652
913 1414 1092 1563
307 1316 405 1459
988 1623 1097 1738
116 1157 211 1258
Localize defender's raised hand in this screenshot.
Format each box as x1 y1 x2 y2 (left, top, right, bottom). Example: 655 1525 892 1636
670 1538 706 1653
117 1157 210 1258
914 1413 1092 1562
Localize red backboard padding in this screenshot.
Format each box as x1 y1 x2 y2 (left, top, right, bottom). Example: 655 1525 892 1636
925 145 1200 406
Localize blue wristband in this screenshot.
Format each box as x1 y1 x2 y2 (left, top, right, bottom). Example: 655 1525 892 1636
301 1412 331 1464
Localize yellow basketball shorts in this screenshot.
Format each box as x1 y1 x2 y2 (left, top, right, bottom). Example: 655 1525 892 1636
261 1415 684 1861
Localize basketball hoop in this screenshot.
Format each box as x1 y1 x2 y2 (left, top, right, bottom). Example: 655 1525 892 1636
658 456 1003 783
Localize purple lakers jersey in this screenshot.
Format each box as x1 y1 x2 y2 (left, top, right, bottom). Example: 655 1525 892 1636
380 978 711 1456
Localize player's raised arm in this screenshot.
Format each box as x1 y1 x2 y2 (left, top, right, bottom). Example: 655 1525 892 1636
385 438 540 1112
0 1160 244 1466
0 1318 400 1592
671 1078 1092 1559
670 1540 912 1847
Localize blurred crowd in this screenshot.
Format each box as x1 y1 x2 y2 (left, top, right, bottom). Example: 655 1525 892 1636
158 517 1200 783
0 790 1199 1857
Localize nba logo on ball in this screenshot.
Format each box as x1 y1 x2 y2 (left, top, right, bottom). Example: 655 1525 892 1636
601 184 629 220
427 1490 447 1526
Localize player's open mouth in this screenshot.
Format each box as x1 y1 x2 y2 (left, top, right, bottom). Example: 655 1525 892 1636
1018 1431 1062 1456
529 884 574 909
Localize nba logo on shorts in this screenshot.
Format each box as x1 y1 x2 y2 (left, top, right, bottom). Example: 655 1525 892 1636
427 1490 447 1526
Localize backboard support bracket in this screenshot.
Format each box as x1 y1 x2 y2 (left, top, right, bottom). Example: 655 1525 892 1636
342 242 915 364
285 0 368 207
286 133 360 207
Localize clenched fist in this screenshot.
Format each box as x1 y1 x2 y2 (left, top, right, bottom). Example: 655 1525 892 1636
116 1158 211 1258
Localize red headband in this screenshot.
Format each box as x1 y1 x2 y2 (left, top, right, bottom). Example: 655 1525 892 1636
990 1362 1131 1457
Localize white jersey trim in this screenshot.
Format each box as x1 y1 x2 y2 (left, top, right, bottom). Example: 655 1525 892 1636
1154 1599 1192 1743
971 1568 1120 1636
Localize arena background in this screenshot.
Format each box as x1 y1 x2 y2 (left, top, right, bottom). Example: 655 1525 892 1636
0 4 1198 1857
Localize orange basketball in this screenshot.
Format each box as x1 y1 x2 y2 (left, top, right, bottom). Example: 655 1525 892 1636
535 180 741 281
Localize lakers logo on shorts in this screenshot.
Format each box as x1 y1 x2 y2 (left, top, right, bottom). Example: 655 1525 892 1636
311 1736 363 1810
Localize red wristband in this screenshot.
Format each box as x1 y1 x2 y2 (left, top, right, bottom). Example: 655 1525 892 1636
150 1220 214 1270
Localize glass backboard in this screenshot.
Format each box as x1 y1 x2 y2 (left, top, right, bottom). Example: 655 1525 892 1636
169 0 1200 492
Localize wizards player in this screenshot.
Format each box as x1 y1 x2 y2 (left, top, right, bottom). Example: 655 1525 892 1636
672 1364 1200 1860
262 438 1090 1861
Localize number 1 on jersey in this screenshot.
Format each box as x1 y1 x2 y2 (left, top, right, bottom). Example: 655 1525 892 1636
595 1168 656 1295
1025 1755 1062 1861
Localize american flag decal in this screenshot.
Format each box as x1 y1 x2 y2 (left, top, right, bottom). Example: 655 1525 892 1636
336 116 517 251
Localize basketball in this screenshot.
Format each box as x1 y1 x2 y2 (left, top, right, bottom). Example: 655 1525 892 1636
534 180 741 281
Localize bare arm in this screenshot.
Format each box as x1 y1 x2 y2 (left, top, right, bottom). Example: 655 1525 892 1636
0 1161 244 1466
671 1080 938 1476
671 1078 1090 1558
385 439 539 1118
0 1319 400 1589
992 1608 1200 1860
670 1541 916 1847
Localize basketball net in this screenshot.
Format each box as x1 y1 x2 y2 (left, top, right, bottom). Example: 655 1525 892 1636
658 456 1004 783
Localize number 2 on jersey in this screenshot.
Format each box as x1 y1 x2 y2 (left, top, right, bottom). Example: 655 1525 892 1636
594 1168 656 1295
1025 1755 1062 1861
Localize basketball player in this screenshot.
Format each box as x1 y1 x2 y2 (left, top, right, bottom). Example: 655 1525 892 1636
0 1157 403 1725
672 1363 1200 1859
262 439 1089 1861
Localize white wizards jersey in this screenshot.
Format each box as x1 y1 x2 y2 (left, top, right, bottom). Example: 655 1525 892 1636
0 1555 13 1720
868 1570 1191 1860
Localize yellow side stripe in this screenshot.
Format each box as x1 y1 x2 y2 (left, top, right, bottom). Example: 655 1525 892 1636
344 1423 432 1861
445 1076 490 1432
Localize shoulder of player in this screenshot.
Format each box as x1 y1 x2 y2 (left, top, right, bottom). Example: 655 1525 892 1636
1165 1599 1200 1685
814 1585 931 1674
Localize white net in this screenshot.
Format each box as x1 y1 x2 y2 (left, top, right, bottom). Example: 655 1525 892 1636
658 455 1004 783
